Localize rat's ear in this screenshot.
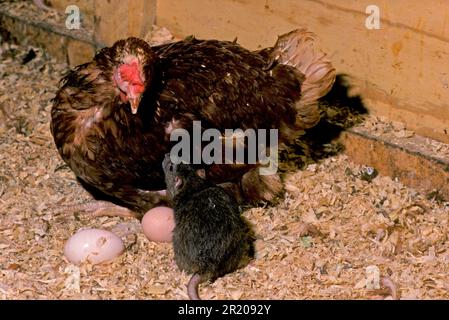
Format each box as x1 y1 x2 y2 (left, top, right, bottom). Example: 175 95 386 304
175 176 183 189
196 169 206 179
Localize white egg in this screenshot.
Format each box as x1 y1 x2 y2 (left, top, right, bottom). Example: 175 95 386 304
141 206 175 243
64 228 125 265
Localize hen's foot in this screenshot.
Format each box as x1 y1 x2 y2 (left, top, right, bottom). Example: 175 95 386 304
58 200 140 219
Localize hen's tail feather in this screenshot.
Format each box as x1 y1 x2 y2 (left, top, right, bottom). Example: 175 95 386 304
271 28 336 129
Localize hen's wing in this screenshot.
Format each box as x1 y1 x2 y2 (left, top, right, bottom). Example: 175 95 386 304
153 38 300 133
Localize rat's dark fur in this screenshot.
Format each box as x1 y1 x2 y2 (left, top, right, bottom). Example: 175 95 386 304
162 154 255 300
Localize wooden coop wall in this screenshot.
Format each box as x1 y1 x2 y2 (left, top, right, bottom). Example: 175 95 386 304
157 0 449 145
48 0 156 46
0 0 156 65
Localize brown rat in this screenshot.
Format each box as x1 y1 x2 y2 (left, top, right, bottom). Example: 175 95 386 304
162 154 255 300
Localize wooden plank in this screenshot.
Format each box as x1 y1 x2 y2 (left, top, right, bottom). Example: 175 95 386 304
319 0 449 40
157 0 449 143
0 3 97 67
0 12 68 62
0 12 97 67
48 0 95 15
94 0 156 47
47 0 95 28
67 38 96 66
340 128 449 199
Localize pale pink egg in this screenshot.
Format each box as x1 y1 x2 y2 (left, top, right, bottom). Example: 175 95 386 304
64 228 125 265
141 206 175 243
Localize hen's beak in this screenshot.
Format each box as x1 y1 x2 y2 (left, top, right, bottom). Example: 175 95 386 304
129 95 142 114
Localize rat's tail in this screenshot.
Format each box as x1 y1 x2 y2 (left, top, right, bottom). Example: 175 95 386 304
187 273 203 300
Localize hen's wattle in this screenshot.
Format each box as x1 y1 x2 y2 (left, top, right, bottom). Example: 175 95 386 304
51 29 336 217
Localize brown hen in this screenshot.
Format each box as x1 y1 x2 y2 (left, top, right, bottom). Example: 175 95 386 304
51 29 336 218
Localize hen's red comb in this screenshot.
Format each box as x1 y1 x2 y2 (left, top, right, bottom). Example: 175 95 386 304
119 61 142 85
